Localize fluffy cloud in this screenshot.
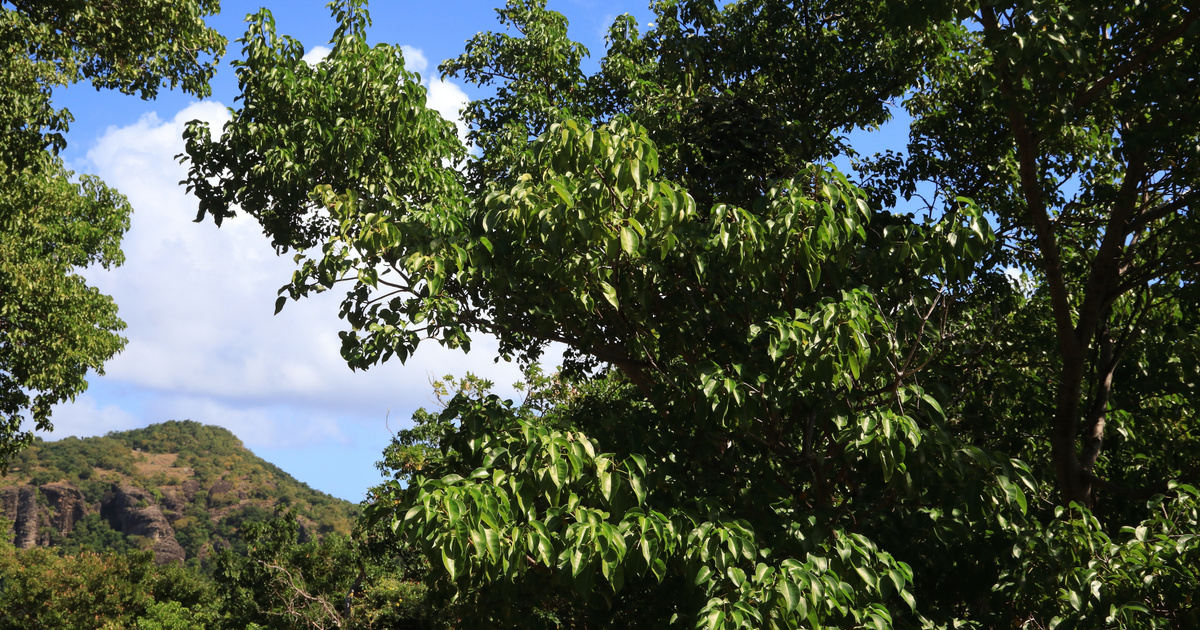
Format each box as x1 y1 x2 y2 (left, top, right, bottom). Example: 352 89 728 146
43 394 141 438
302 45 332 65
401 45 429 74
40 44 553 498
427 78 470 144
56 99 530 454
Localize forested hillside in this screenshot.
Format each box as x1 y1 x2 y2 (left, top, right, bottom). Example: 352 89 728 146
1 421 355 566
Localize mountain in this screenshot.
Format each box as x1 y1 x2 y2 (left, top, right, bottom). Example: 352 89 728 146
0 421 358 566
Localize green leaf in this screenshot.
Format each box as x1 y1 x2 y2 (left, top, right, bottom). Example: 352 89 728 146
446 498 464 522
780 580 802 612
728 566 746 586
549 180 572 204
599 469 614 502
695 565 713 586
621 225 640 255
629 474 647 505
600 281 619 308
484 528 502 560
441 548 458 579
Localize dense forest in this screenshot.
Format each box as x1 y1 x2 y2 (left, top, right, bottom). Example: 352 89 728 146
4 0 1200 628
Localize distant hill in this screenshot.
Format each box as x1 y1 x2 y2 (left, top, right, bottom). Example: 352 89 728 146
0 421 358 566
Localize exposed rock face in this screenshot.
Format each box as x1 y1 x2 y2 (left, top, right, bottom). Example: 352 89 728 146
14 486 39 549
158 488 186 514
1 486 40 549
3 422 356 566
2 483 91 547
5 481 186 564
101 484 186 564
206 479 244 508
38 482 88 544
180 479 201 502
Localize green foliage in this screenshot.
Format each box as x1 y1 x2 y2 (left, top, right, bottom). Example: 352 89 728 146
0 543 222 629
211 505 276 557
8 435 138 483
1 512 438 630
355 576 433 629
58 513 135 555
996 485 1200 629
0 546 156 629
110 420 358 533
213 511 438 629
135 600 215 630
213 513 353 629
0 155 130 469
901 0 1200 512
174 514 214 565
376 387 917 628
377 372 494 487
184 0 1200 628
0 0 225 467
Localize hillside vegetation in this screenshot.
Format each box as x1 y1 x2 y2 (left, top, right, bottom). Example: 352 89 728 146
1 420 356 565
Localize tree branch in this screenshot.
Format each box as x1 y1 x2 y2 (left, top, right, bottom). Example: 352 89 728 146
979 8 1079 362
1071 3 1200 111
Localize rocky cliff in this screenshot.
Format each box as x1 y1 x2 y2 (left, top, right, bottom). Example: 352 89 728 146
2 482 184 563
102 485 187 564
0 485 38 549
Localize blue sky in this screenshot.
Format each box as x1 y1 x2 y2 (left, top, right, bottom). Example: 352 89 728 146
45 0 658 502
43 0 915 503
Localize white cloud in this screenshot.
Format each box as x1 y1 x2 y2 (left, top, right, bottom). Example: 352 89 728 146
302 45 332 66
426 78 470 144
401 45 428 75
142 396 348 450
65 101 533 450
44 395 140 437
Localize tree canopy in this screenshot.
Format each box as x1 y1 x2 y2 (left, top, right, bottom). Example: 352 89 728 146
184 0 1200 627
0 0 225 467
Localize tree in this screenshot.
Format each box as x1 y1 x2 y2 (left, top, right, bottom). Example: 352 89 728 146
0 0 225 468
212 511 439 629
902 0 1200 510
0 543 218 630
183 0 1200 627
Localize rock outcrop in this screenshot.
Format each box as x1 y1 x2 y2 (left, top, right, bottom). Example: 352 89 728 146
0 485 40 549
180 479 201 502
101 484 186 564
37 482 88 544
4 481 187 564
